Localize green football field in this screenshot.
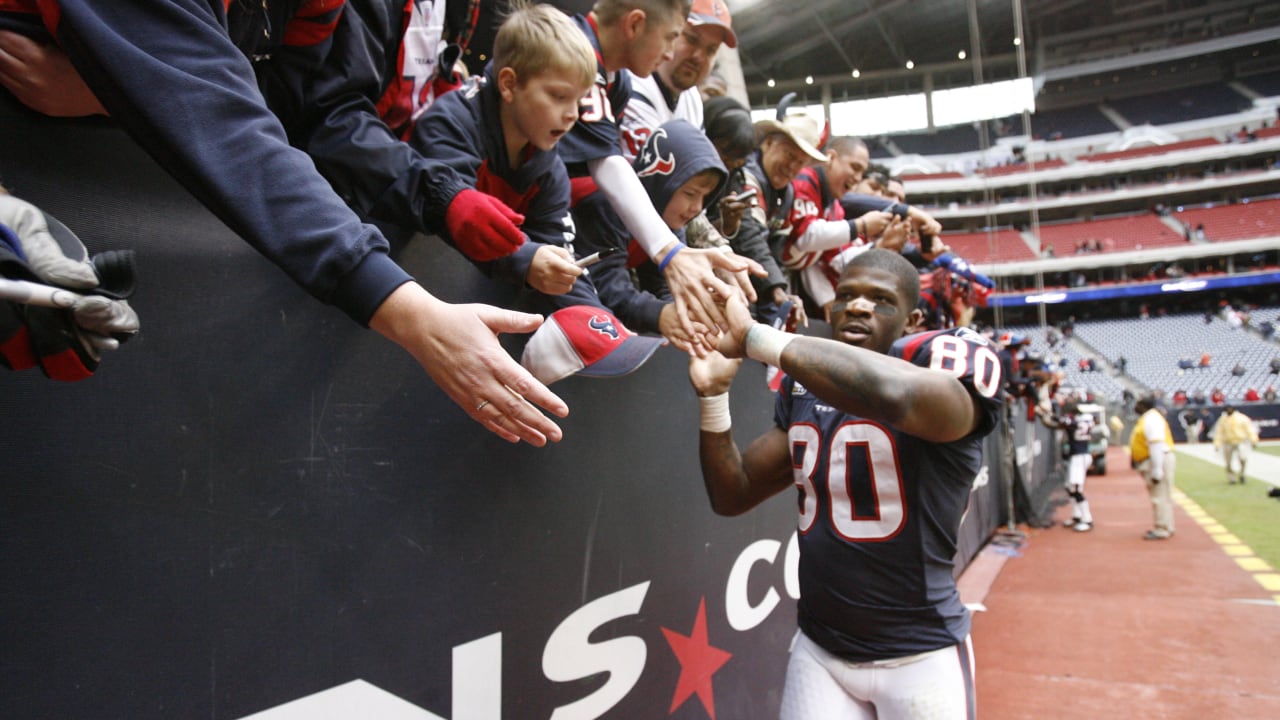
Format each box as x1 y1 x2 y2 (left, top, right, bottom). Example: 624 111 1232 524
1175 444 1280 570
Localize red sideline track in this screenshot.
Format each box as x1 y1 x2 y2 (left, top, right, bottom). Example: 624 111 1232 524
962 445 1280 719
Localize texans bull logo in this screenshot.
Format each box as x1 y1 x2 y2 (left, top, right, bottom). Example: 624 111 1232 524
588 314 621 340
636 128 676 177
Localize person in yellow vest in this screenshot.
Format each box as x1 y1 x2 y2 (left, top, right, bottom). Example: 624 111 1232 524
1212 405 1260 484
1130 395 1176 540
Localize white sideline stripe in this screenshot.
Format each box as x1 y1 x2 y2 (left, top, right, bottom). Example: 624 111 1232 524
1175 441 1280 489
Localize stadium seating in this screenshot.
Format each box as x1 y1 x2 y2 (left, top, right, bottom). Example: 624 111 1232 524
890 124 983 156
901 171 966 181
1078 136 1220 163
1000 308 1280 406
999 324 1128 404
1171 197 1280 242
1104 81 1254 126
1240 69 1280 97
976 158 1069 177
941 228 1039 263
1069 311 1280 403
1029 104 1119 139
1034 213 1188 254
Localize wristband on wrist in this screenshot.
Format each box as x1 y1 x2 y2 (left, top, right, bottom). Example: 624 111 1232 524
699 392 731 433
657 242 686 271
745 323 794 367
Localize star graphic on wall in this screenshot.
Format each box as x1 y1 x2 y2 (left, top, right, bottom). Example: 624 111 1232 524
661 597 733 719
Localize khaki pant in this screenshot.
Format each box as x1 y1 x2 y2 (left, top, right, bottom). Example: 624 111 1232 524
1221 442 1251 482
1138 453 1177 536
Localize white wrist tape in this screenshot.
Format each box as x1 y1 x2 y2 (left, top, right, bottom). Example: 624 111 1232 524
745 323 794 368
699 392 732 433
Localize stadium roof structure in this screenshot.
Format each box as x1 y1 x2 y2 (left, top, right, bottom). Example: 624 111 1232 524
733 0 1280 104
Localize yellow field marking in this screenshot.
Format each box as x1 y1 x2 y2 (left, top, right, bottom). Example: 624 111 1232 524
1173 489 1279 601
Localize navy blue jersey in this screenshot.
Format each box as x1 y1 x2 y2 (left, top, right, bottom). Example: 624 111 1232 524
775 326 1002 662
1058 412 1095 456
557 13 632 178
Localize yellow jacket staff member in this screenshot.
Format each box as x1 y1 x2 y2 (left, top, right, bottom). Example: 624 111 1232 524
1131 396 1175 540
1212 405 1259 484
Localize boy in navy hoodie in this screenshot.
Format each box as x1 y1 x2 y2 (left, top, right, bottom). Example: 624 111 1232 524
561 0 763 353
571 119 728 353
409 2 664 384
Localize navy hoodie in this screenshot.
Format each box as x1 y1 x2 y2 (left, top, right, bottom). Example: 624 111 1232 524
409 67 598 307
571 120 726 334
0 1 411 325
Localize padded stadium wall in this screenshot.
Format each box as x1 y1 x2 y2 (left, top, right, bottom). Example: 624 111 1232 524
0 93 1031 719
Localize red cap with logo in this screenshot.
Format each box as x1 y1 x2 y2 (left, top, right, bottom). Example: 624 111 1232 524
689 0 737 48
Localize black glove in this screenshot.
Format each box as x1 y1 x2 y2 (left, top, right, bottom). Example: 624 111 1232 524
0 193 139 381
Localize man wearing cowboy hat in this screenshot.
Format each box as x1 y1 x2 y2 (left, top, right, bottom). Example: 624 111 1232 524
731 112 830 324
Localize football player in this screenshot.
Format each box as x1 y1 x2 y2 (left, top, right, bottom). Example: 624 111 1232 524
1036 399 1097 531
688 248 1002 719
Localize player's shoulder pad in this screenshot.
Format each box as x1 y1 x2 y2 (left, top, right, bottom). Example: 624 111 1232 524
954 326 992 347
893 329 944 362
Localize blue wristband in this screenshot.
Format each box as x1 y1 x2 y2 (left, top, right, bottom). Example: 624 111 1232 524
657 242 686 272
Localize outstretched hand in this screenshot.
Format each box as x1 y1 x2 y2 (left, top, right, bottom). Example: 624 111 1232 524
663 245 764 337
688 349 743 397
370 283 569 446
710 291 759 359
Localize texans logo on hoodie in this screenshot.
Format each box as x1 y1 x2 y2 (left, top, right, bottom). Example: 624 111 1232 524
635 128 676 177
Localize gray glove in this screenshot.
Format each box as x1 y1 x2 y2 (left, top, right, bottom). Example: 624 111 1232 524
0 191 139 379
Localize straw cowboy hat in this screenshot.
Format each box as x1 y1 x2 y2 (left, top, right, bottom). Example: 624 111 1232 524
753 113 828 161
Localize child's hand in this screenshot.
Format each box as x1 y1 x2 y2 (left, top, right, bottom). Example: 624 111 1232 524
770 287 808 330
659 304 718 357
526 245 582 295
446 189 525 261
662 245 765 336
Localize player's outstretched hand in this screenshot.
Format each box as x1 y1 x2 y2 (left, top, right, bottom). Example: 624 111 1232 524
370 283 568 446
662 245 764 336
0 30 106 117
687 348 743 398
446 189 526 262
527 245 583 296
711 292 758 359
